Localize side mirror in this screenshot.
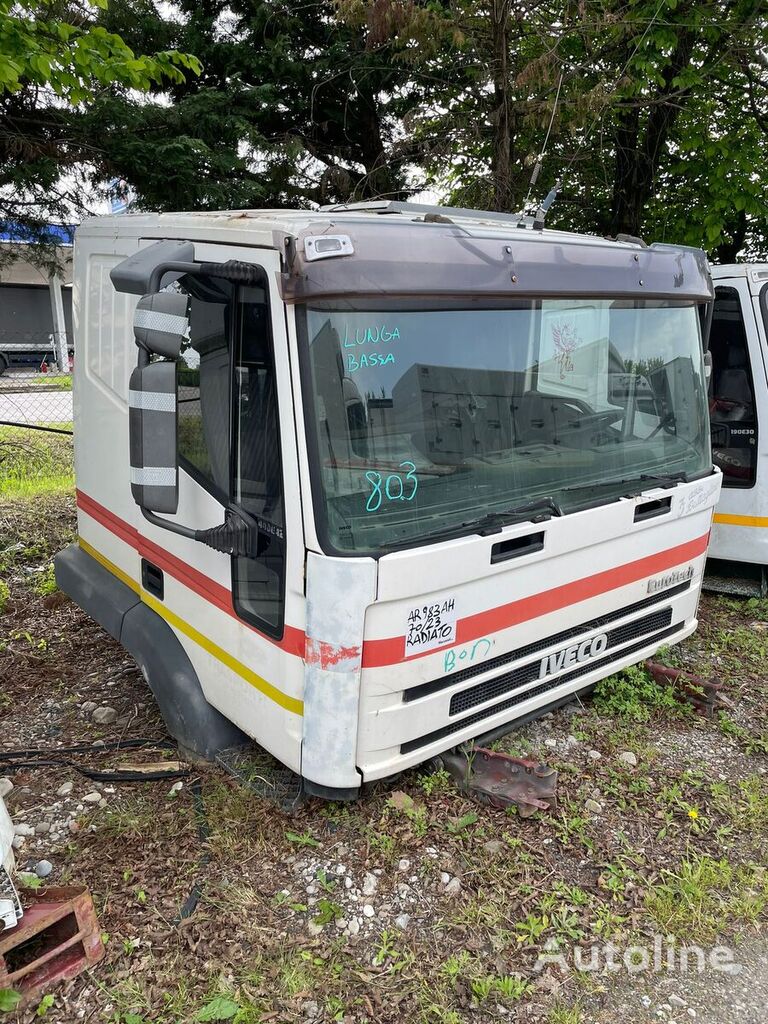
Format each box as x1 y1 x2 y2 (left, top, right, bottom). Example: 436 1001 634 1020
134 291 189 359
128 360 179 514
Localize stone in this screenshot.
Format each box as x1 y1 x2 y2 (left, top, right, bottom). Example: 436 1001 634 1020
398 858 411 872
13 823 34 837
362 872 378 896
68 820 81 833
585 799 602 814
444 877 462 897
483 840 504 855
34 860 53 879
544 738 558 748
56 781 74 797
440 871 451 885
347 918 360 936
83 792 102 804
687 1010 696 1019
92 706 117 725
11 836 25 851
669 996 686 1008
587 749 602 760
565 735 579 747
303 1000 320 1018
618 751 638 767
307 921 324 937
80 701 98 714
394 913 410 930
35 822 51 834
0 778 13 799
362 904 375 918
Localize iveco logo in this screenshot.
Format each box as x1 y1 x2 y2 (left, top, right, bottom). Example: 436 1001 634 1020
538 634 608 680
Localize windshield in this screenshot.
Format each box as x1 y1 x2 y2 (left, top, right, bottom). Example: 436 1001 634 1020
299 299 711 554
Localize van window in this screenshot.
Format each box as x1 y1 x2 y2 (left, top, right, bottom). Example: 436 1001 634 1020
709 286 758 488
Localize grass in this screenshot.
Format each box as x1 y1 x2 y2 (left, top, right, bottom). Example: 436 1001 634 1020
0 426 74 497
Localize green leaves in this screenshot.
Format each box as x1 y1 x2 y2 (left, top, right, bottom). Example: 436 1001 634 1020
0 990 21 1013
0 0 201 99
194 995 240 1021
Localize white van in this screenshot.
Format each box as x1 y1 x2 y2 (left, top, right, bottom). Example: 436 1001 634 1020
55 202 720 799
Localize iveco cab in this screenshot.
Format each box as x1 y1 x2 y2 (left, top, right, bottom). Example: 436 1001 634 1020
706 264 768 594
55 202 720 799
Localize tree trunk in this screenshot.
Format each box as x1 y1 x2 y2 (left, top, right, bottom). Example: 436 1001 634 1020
607 27 697 237
716 209 749 262
490 1 513 211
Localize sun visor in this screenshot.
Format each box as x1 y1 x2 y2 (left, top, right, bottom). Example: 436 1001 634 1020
279 222 713 304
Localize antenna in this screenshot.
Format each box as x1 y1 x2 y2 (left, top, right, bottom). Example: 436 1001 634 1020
521 70 564 217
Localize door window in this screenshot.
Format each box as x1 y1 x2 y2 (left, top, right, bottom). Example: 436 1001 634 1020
172 273 286 638
709 286 758 488
232 285 286 638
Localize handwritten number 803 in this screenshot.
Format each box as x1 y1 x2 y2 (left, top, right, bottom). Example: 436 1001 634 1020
365 461 418 513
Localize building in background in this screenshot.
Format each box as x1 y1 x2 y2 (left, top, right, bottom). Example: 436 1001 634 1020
0 224 74 373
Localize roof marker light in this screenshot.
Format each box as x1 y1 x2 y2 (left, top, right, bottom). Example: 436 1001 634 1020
304 234 354 262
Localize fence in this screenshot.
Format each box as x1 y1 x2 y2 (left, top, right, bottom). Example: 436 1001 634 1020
0 331 74 494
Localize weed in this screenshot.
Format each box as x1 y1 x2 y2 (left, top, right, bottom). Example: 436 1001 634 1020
445 811 478 836
285 829 320 848
0 579 8 614
593 663 688 722
549 1002 583 1024
313 898 343 925
34 562 58 596
417 766 454 796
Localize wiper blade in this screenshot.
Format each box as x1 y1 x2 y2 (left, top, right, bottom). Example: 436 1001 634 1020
560 471 689 499
384 497 562 551
460 496 563 533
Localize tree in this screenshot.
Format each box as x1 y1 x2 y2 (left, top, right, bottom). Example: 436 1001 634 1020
82 0 422 213
0 0 200 264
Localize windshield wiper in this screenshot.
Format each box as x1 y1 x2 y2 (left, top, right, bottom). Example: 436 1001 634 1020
460 496 563 534
559 471 689 501
386 497 563 550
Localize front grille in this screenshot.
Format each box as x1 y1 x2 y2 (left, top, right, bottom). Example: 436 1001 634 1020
400 621 681 755
450 606 672 716
403 579 691 703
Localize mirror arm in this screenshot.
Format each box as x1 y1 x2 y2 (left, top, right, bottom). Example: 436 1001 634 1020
141 506 256 558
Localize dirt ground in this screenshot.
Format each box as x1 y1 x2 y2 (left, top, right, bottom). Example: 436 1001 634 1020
1 492 767 1024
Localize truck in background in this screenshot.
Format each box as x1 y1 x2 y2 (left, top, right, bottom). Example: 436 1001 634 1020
706 264 768 595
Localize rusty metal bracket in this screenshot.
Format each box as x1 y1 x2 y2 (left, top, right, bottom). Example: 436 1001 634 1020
644 660 733 717
440 747 558 817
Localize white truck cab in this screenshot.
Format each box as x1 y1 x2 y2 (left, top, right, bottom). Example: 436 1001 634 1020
707 264 768 593
56 202 720 799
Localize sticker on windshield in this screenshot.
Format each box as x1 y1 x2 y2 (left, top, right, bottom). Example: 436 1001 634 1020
405 597 458 657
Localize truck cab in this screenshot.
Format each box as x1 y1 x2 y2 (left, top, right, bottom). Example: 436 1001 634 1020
706 264 768 593
56 203 719 798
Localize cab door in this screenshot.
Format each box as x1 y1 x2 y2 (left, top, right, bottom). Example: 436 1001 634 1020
709 277 768 565
138 242 306 770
